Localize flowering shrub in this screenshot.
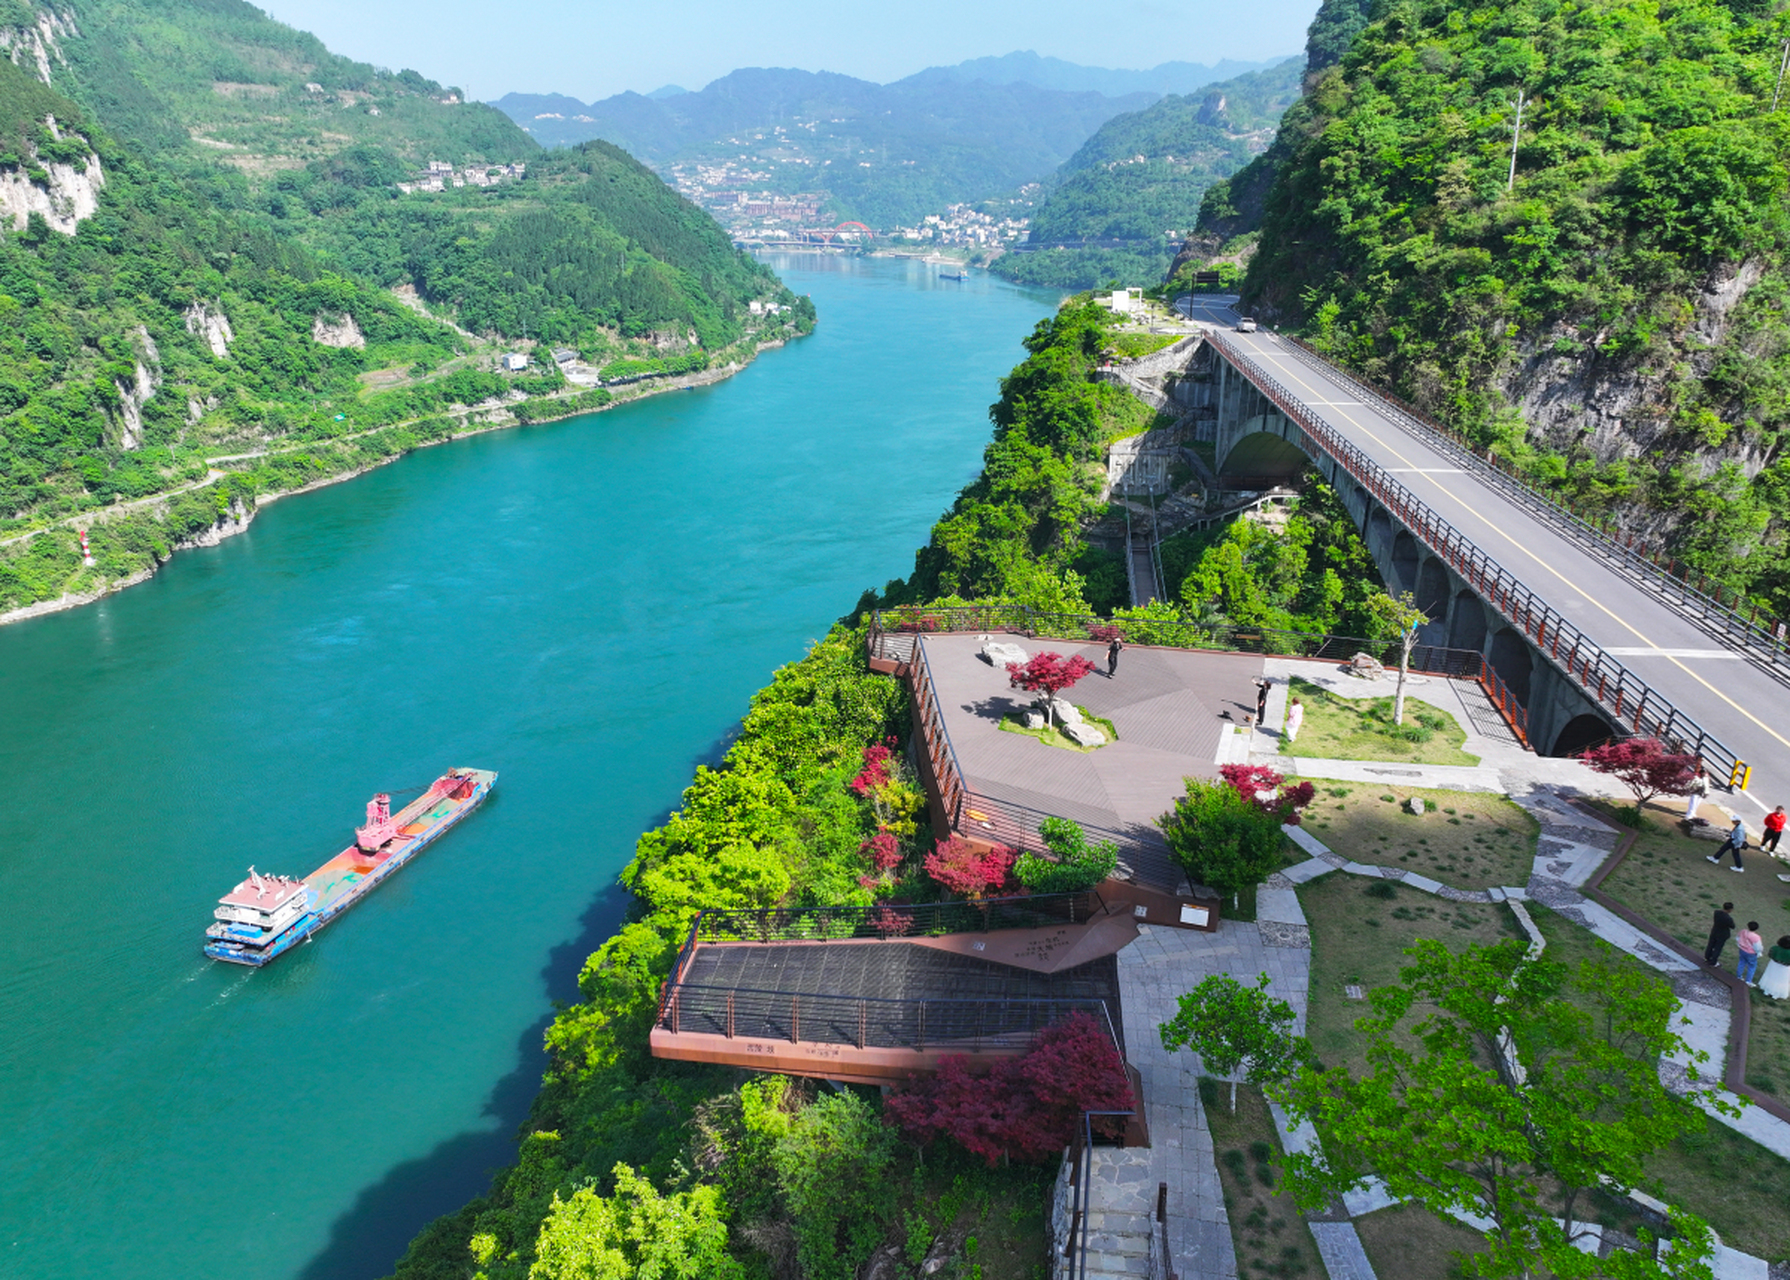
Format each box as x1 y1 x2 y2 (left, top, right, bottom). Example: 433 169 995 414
1087 623 1122 643
861 830 902 871
1219 763 1316 826
885 1011 1133 1165
1006 652 1098 726
869 906 914 938
923 836 1016 898
850 741 896 796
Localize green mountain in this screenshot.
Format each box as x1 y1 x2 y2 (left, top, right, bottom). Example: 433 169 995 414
0 0 806 617
1229 0 1790 613
995 58 1302 289
492 69 1155 230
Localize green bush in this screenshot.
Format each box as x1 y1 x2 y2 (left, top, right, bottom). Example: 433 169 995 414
1159 777 1286 902
1013 816 1119 894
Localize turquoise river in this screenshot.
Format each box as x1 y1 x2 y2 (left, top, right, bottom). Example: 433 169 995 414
0 257 1059 1279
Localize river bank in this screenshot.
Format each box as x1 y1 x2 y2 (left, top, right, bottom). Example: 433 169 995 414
0 342 784 629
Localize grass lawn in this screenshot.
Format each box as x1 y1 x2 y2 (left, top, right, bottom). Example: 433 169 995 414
1300 784 1538 891
1529 905 1790 1261
996 705 1118 753
1591 811 1790 1104
1280 677 1480 767
1201 1079 1324 1279
1298 871 1526 1075
1354 1203 1488 1279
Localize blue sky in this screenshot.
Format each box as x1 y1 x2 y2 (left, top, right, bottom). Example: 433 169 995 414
257 0 1319 104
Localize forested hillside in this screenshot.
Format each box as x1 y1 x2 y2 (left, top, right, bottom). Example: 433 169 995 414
996 58 1302 289
0 0 807 618
1208 0 1790 614
494 68 1155 229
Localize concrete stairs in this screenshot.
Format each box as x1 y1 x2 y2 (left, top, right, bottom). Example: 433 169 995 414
1053 1147 1168 1280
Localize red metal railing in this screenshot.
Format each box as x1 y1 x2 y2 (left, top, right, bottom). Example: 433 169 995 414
1204 329 1743 780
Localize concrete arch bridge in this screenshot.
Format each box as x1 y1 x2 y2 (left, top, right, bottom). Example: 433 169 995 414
1143 308 1790 804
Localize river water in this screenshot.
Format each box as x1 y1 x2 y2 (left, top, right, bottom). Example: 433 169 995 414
0 257 1057 1279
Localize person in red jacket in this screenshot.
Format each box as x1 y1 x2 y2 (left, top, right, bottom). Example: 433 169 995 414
1764 805 1787 854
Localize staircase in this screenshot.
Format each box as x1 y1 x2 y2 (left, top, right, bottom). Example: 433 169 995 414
1052 1147 1173 1280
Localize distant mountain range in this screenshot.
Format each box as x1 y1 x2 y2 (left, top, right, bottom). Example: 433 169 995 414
911 51 1282 97
995 57 1304 289
492 69 1158 228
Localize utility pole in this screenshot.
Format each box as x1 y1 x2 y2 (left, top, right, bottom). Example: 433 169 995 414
1507 90 1527 192
1773 39 1790 111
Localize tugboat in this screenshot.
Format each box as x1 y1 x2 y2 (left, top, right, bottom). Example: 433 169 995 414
204 767 496 966
939 270 969 281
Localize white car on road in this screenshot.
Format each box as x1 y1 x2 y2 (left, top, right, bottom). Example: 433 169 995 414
1236 317 1259 333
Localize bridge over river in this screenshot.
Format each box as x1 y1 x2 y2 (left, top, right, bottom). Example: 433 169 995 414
1166 296 1789 813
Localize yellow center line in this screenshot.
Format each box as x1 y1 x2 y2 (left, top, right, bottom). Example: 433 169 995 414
1236 337 1790 764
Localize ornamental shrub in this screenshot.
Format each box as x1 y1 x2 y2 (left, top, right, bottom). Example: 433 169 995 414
885 1011 1133 1165
923 836 1016 898
1219 763 1316 826
1160 777 1286 902
1013 817 1119 893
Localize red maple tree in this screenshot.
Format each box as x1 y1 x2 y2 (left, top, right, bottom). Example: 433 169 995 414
885 1011 1134 1165
1579 738 1698 809
1220 763 1317 826
850 739 898 796
861 830 902 871
1006 652 1098 726
923 836 1015 898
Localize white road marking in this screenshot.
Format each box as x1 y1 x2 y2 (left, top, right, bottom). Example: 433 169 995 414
1601 648 1748 659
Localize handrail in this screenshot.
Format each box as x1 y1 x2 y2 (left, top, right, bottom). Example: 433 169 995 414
1203 329 1744 781
1279 333 1790 678
695 890 1107 942
1068 1109 1137 1280
910 630 970 829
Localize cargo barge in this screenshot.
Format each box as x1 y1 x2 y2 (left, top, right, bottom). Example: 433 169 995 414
204 767 496 966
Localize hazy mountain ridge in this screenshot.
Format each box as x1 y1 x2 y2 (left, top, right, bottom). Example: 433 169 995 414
493 66 1156 228
995 57 1303 288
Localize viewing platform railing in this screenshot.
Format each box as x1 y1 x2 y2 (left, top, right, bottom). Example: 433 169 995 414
693 890 1108 943
1204 328 1743 780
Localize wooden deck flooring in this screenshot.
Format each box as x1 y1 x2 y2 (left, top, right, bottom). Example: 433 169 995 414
923 633 1265 888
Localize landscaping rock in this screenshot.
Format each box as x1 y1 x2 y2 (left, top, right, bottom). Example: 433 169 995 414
1049 698 1084 725
1343 651 1386 679
980 640 1028 667
1407 796 1426 815
1063 721 1107 747
1023 710 1046 730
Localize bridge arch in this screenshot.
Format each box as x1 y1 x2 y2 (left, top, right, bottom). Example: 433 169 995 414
1416 557 1450 620
1489 627 1533 703
1391 531 1420 594
1448 590 1486 652
1553 712 1618 757
1365 507 1393 563
1216 426 1310 487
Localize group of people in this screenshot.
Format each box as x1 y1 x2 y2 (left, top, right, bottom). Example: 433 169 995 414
1690 774 1790 880
1250 676 1304 742
1706 903 1790 998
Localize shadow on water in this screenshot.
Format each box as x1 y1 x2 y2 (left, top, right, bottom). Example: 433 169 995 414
294 880 635 1280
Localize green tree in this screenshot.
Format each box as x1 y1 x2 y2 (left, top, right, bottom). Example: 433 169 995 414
1159 973 1309 1112
1275 939 1727 1280
1366 590 1428 725
526 1164 741 1280
1013 816 1120 893
770 1089 899 1280
1158 777 1287 906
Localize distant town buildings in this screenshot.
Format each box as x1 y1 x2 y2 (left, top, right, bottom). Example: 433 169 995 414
886 204 1029 249
397 161 527 194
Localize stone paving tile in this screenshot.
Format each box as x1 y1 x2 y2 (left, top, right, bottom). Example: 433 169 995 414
1310 1222 1381 1280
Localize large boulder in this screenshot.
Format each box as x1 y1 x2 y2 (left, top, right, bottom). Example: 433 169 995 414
1049 698 1084 725
981 640 1029 667
1023 710 1046 730
1063 721 1107 747
1343 651 1386 679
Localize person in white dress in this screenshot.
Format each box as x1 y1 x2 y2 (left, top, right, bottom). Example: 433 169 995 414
1285 698 1304 744
1761 936 1790 1001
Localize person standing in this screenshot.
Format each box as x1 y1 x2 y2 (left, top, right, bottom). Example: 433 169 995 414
1737 921 1764 985
1107 635 1124 678
1285 698 1305 744
1684 766 1709 822
1762 805 1786 854
1707 816 1746 871
1704 902 1736 966
1253 676 1272 724
1761 936 1790 1000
